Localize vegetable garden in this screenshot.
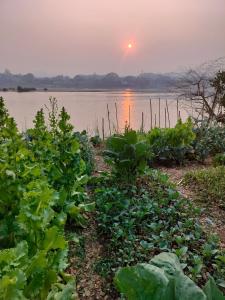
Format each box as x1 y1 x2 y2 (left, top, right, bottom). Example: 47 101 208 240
1 94 225 300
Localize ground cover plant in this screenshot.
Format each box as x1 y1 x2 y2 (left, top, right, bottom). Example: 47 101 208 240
0 97 93 299
184 166 225 208
93 168 225 296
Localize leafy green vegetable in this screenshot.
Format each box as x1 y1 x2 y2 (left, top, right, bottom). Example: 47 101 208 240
115 253 224 300
147 118 195 165
104 129 150 182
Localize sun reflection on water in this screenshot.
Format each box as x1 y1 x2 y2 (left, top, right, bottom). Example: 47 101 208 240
120 90 134 129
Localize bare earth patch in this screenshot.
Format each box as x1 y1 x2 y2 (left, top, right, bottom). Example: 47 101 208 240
67 147 112 299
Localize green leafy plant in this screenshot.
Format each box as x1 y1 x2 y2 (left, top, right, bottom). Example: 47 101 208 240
103 129 150 182
114 252 225 300
213 153 225 166
193 121 225 161
94 170 225 288
0 97 90 299
74 131 95 175
90 135 102 147
147 118 195 165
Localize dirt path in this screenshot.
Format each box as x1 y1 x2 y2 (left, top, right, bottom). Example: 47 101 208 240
68 148 110 299
160 164 225 248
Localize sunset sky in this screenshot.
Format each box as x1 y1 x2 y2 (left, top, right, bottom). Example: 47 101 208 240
0 0 225 76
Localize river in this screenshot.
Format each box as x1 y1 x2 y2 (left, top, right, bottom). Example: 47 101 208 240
2 90 190 135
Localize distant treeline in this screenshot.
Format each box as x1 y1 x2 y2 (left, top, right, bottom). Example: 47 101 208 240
0 70 179 90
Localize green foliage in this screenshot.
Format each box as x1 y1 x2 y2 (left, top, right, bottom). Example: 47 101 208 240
211 70 225 108
26 102 88 209
94 170 225 286
147 118 195 165
114 252 225 300
0 96 9 128
90 135 102 147
74 131 95 175
184 166 225 207
0 97 89 299
213 153 225 166
193 122 225 161
104 129 150 182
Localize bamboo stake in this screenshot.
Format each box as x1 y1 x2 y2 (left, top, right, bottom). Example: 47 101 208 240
141 112 144 133
158 98 161 128
107 104 111 136
129 105 131 128
115 102 119 133
154 113 157 128
102 117 105 141
178 110 181 120
177 99 179 121
166 99 170 128
149 98 153 130
164 108 167 128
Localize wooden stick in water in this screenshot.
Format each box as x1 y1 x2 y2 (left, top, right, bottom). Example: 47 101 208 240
107 104 111 136
164 108 167 128
102 117 105 141
129 105 131 128
115 102 119 133
158 98 161 128
141 112 144 132
166 99 170 128
149 98 153 130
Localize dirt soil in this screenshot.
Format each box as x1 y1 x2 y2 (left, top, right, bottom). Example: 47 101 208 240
68 149 112 300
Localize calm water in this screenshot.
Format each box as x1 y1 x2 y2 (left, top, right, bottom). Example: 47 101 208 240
2 91 190 135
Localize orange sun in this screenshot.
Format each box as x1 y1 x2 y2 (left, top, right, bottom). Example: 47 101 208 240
128 43 132 49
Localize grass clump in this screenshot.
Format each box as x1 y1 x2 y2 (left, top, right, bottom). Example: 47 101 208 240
184 166 225 207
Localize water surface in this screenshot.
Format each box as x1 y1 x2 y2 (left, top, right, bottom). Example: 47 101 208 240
2 90 190 135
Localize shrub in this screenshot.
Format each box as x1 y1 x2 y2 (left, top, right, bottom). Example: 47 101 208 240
147 118 195 165
193 122 225 161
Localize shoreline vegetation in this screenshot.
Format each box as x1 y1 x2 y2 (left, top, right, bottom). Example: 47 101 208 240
0 87 179 93
0 70 180 91
0 70 225 299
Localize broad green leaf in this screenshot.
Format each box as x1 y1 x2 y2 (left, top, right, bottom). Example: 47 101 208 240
42 227 66 251
115 263 169 300
78 202 95 212
150 252 182 276
174 273 206 300
203 277 225 300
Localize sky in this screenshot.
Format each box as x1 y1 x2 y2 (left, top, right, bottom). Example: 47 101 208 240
0 0 225 76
